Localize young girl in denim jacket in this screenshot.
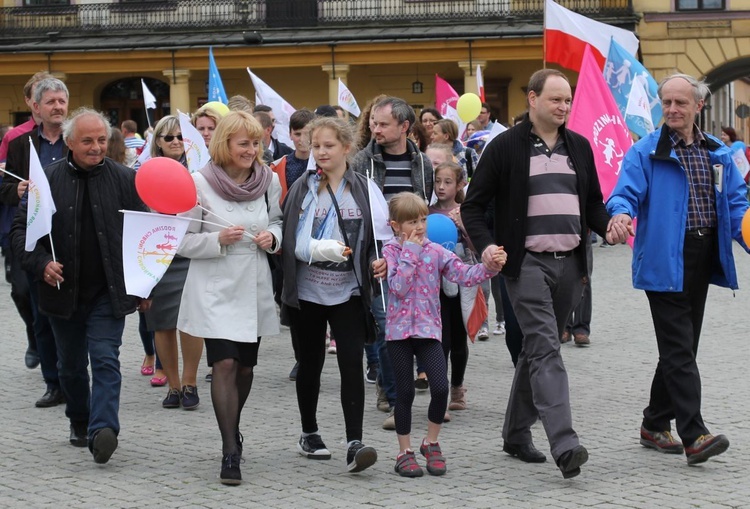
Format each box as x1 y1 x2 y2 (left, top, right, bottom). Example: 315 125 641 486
382 192 504 477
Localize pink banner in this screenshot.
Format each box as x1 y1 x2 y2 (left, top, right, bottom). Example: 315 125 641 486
568 45 632 202
435 74 459 117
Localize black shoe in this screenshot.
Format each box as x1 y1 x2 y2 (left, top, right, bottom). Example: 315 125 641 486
414 377 429 391
205 371 213 383
556 445 589 479
346 440 377 473
289 362 299 381
297 433 331 459
503 441 547 463
36 388 65 408
69 421 88 447
25 348 40 369
181 385 200 410
365 363 378 384
236 430 244 458
220 452 242 485
162 388 181 409
91 427 118 464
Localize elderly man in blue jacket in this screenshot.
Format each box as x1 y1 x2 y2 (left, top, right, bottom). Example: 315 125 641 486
608 73 748 466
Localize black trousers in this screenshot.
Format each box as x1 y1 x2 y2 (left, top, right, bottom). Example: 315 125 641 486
643 231 714 445
288 297 366 443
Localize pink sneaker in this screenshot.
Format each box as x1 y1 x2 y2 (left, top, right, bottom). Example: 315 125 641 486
327 339 337 354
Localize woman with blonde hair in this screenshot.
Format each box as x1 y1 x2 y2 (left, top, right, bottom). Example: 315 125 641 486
191 107 223 148
178 111 282 484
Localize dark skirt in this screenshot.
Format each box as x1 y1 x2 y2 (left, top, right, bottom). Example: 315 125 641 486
144 255 190 332
205 338 261 367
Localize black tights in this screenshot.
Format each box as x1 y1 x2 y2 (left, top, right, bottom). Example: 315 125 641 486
211 358 254 455
388 338 449 436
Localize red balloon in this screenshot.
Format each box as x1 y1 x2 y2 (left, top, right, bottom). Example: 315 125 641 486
135 157 197 214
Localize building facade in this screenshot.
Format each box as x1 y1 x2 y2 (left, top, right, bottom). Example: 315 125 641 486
0 0 747 139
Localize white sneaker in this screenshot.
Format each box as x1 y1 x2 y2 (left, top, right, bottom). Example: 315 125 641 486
493 322 506 335
477 327 489 341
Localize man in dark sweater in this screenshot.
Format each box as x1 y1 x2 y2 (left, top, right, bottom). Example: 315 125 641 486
462 69 628 479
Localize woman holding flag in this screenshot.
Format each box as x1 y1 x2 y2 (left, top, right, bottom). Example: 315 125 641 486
176 111 282 484
143 115 204 410
281 116 384 474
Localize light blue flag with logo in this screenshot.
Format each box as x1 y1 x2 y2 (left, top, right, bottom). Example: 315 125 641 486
208 47 228 104
604 38 662 138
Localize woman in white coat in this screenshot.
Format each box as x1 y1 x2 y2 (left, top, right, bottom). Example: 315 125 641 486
177 111 282 485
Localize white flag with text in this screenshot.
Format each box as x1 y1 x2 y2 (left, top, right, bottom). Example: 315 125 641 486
178 110 211 173
337 78 361 117
26 138 56 251
122 210 191 298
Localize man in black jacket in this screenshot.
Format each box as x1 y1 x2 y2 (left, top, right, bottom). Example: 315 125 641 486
462 69 628 478
3 77 69 409
11 108 149 464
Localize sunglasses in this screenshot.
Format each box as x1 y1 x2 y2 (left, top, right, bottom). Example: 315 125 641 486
160 134 183 142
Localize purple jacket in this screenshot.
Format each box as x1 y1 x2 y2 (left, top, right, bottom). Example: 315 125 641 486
383 238 495 341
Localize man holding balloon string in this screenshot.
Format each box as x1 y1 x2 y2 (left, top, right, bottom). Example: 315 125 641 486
461 69 629 479
11 108 150 465
608 73 749 466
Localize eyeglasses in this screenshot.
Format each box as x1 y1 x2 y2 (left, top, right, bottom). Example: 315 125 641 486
160 134 183 142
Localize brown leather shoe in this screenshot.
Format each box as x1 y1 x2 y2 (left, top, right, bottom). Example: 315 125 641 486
574 333 590 346
561 331 571 343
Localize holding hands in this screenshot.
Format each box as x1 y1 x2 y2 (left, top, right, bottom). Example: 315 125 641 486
371 258 386 280
606 214 634 245
481 245 506 273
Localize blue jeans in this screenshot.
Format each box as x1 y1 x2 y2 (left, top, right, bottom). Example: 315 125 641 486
371 280 396 405
26 271 59 390
49 294 125 438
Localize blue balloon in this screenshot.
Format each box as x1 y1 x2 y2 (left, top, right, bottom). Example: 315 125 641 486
426 214 458 251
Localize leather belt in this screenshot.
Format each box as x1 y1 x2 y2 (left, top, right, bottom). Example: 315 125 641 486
529 250 574 259
686 227 715 237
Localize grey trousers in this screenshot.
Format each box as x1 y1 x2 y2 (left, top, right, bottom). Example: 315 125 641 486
502 251 584 460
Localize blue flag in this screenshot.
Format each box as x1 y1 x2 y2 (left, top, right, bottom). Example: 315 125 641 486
604 39 662 138
208 47 228 104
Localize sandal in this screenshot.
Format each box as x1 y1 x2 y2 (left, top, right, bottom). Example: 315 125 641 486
150 375 167 387
420 440 447 476
394 451 423 478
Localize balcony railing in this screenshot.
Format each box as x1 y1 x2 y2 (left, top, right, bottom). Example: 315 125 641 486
0 0 634 37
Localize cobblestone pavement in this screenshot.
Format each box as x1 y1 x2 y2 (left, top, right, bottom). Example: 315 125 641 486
1 244 749 508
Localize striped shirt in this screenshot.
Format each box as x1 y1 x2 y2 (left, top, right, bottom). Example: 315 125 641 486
382 151 413 201
124 136 145 149
669 127 716 230
525 133 580 252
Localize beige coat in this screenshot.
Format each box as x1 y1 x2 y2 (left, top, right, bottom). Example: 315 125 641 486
176 171 282 342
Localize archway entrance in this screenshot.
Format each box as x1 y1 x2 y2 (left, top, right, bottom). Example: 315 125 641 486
100 77 170 135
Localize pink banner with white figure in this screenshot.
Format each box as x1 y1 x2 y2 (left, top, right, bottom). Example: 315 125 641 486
568 45 633 202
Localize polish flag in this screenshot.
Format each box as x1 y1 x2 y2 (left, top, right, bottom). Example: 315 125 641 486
476 64 485 102
544 0 639 71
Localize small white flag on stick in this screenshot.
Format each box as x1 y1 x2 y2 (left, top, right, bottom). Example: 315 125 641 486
178 111 211 173
141 79 157 109
337 78 361 117
247 68 296 147
625 77 655 134
26 138 56 252
121 210 191 298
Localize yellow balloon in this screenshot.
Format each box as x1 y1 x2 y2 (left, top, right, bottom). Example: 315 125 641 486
201 101 230 117
456 93 482 123
742 209 750 246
